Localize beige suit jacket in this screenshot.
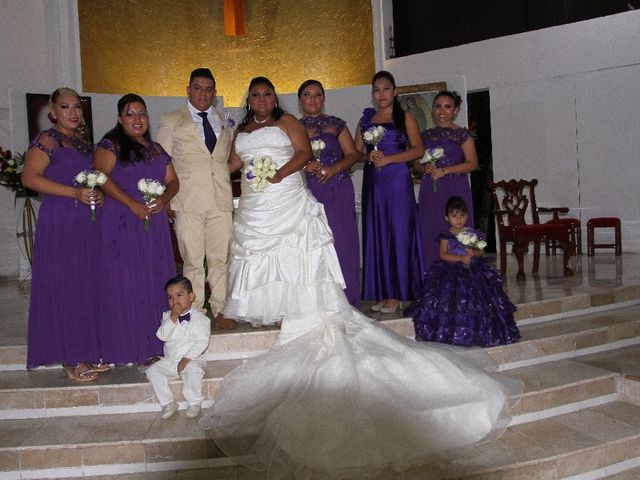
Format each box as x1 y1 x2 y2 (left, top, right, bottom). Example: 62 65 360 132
157 106 234 212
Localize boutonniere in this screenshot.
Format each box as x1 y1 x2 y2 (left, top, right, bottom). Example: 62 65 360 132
224 111 236 129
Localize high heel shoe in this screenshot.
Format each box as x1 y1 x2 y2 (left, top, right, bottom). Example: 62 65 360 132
379 300 402 314
370 301 386 312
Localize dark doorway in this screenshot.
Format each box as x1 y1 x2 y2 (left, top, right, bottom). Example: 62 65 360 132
467 90 496 253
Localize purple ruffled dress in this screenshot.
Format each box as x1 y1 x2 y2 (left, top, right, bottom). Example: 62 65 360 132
360 108 423 301
27 129 101 368
419 126 475 269
301 115 360 308
96 138 176 364
405 231 520 347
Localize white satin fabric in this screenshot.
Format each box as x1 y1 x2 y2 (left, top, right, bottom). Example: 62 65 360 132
223 127 345 326
205 127 522 479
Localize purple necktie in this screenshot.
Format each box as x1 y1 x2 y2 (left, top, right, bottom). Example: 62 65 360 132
197 112 217 153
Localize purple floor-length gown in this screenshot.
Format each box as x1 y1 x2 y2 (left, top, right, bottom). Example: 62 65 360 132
27 129 101 368
360 108 423 301
96 138 175 365
419 126 475 269
301 115 360 308
405 231 520 347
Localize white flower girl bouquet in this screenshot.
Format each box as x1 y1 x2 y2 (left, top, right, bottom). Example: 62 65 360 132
456 228 487 251
245 155 277 193
73 169 108 222
137 178 165 231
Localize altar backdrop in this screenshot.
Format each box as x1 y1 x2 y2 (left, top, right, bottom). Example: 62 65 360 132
78 0 375 107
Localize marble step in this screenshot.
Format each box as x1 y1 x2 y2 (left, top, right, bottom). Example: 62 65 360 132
1 315 639 419
0 353 624 423
1 401 639 480
3 284 640 370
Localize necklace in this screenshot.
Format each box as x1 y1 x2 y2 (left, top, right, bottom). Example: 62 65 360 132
254 115 270 124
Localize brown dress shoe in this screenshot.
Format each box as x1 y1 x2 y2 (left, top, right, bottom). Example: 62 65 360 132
214 313 237 330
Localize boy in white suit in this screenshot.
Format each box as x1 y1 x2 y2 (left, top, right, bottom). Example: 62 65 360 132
146 276 211 419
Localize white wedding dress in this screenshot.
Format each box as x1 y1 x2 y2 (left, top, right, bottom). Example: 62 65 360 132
204 127 521 479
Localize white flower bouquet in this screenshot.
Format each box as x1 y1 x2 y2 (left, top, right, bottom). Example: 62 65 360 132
456 228 487 251
310 139 325 161
73 169 108 222
245 155 277 193
137 178 165 231
420 146 445 192
362 125 386 151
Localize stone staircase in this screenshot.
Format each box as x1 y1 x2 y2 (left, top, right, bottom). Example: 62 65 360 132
1 285 640 479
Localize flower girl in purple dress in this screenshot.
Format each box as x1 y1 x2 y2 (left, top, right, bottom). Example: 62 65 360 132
405 196 520 347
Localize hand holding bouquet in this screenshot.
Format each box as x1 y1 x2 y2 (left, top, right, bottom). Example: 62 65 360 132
137 178 165 231
73 169 108 222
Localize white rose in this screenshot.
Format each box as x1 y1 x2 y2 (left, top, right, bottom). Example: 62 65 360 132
363 131 373 142
96 172 107 185
476 240 487 250
137 179 147 191
469 234 478 244
458 233 471 245
74 171 87 184
157 184 166 195
86 173 98 188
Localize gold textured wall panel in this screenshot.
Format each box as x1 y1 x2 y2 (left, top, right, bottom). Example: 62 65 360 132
78 0 375 107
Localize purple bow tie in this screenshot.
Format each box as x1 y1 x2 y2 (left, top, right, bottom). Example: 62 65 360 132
178 312 190 322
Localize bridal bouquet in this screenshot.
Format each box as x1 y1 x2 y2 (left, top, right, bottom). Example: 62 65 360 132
73 169 107 222
456 228 487 251
137 178 165 231
363 125 386 151
310 139 325 161
420 146 445 192
245 155 277 193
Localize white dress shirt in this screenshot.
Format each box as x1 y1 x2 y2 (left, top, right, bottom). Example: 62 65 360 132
187 101 222 141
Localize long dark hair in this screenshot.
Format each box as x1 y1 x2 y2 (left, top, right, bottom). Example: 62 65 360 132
372 70 406 133
238 77 286 132
103 93 152 166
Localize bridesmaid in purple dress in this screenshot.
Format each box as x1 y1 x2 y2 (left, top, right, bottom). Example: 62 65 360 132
419 90 478 269
23 88 104 381
298 79 360 308
354 71 425 314
93 94 179 365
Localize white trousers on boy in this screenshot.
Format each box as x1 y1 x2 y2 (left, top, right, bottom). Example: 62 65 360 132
146 356 206 406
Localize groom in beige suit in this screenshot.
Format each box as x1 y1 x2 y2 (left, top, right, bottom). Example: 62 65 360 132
157 68 236 329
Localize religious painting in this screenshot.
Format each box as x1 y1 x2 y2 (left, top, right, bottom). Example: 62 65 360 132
396 82 447 133
26 93 94 144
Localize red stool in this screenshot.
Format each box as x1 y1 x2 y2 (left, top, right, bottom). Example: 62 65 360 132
587 217 621 256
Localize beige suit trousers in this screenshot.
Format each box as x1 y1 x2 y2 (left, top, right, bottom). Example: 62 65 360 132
174 208 232 313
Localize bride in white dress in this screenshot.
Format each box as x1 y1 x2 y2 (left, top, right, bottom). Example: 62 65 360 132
201 77 521 480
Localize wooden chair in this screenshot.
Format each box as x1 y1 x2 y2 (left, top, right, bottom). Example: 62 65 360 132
491 179 574 280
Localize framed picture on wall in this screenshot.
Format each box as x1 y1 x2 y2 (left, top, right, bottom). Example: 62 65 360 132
26 93 94 144
396 82 447 133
